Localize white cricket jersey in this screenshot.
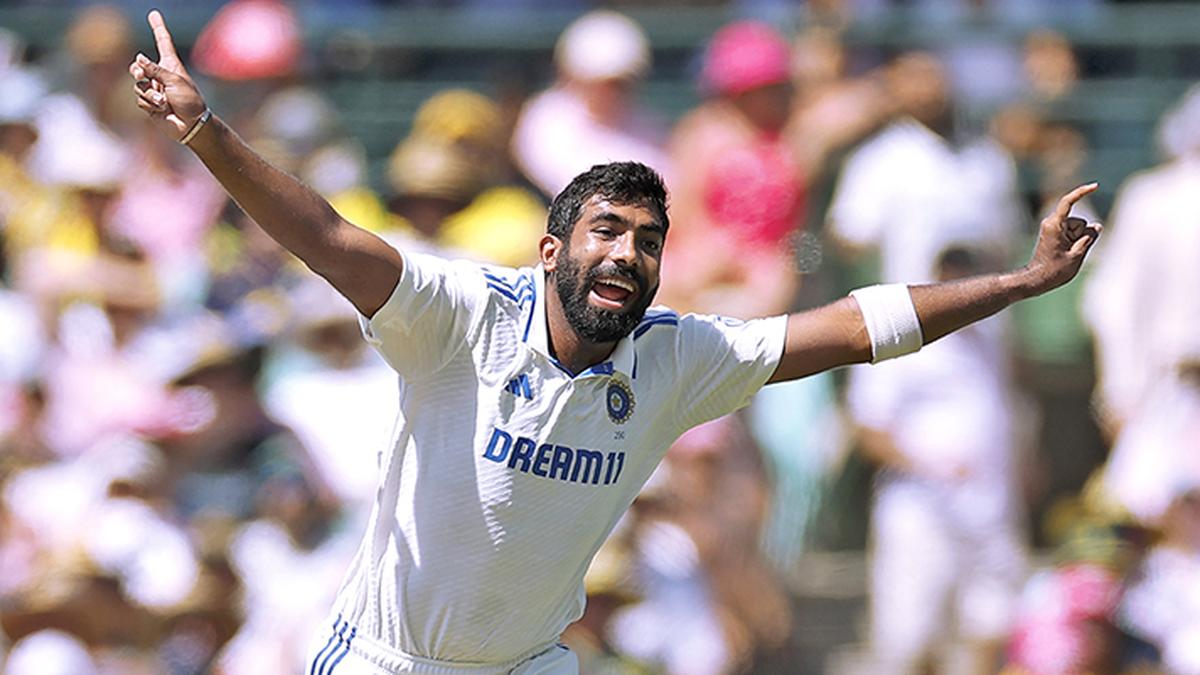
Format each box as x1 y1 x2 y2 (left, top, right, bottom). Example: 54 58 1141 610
326 250 785 665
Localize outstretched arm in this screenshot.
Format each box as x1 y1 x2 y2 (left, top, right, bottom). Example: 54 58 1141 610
128 10 401 317
768 183 1102 383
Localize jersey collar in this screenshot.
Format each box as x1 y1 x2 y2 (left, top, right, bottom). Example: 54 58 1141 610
528 264 636 379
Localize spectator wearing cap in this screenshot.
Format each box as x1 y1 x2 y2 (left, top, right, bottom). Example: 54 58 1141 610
0 67 43 173
0 64 49 267
511 10 671 199
661 20 805 320
387 90 546 267
192 0 301 84
61 4 142 133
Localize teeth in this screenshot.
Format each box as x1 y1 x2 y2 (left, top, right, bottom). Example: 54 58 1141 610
597 277 636 292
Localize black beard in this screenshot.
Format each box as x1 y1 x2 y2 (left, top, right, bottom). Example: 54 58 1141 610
554 251 655 343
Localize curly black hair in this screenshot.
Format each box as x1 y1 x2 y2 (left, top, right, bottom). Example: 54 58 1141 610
546 162 669 242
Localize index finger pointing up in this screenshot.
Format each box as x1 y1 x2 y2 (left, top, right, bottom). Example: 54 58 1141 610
1053 182 1098 220
148 10 180 65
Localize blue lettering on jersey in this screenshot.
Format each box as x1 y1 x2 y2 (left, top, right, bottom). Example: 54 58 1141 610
482 427 626 486
508 436 536 472
483 428 512 461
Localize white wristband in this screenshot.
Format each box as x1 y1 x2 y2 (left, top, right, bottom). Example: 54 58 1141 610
850 284 924 363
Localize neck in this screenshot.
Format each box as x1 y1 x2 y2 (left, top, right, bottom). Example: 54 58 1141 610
545 283 618 375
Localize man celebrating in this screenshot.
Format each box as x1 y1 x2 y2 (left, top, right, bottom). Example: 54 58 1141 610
130 11 1100 675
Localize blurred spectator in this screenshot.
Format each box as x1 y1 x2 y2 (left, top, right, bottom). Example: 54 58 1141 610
0 66 43 173
0 441 210 667
786 26 893 187
204 204 304 314
991 29 1085 215
10 96 126 263
663 20 805 318
388 90 546 266
511 10 670 199
848 247 1028 675
1004 519 1134 675
61 4 140 133
666 416 794 671
1098 339 1200 529
30 250 173 459
828 51 1024 285
560 532 651 674
1022 30 1079 103
609 459 738 675
193 0 301 83
1083 84 1200 439
3 629 99 675
106 121 228 307
155 313 334 525
611 417 794 675
1119 478 1200 674
25 5 137 192
263 276 396 513
190 0 306 131
247 84 398 240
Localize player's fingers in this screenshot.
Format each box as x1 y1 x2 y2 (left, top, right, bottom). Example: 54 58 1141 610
135 53 160 77
135 94 168 118
1068 222 1103 256
134 82 167 108
1052 182 1098 221
135 53 181 85
1064 216 1087 237
148 10 181 64
136 96 164 115
129 61 146 81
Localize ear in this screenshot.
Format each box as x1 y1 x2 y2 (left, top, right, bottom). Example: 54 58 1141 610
539 234 563 272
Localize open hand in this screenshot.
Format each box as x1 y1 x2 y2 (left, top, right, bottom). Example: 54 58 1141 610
1025 182 1103 293
128 10 208 141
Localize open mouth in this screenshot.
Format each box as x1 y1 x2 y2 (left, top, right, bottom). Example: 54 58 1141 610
589 275 638 310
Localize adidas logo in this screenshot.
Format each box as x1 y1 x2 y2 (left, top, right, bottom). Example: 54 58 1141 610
504 373 533 400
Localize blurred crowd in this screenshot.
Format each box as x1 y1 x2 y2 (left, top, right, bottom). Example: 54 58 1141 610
0 1 1198 674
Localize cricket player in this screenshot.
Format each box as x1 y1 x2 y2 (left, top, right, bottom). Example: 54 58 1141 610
129 10 1101 674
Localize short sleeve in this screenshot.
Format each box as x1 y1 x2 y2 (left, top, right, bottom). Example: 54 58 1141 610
359 251 487 379
675 314 787 431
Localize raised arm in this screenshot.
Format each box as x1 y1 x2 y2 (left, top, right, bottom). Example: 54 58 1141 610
128 10 401 317
768 183 1102 383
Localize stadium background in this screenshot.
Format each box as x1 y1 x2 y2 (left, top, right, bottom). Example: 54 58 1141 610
0 0 1197 673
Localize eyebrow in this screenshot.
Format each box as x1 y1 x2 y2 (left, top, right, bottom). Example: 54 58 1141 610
589 211 630 227
589 211 665 235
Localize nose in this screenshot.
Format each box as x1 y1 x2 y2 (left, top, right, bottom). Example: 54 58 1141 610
609 230 637 266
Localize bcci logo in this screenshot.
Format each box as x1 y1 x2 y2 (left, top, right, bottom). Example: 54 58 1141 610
606 379 635 424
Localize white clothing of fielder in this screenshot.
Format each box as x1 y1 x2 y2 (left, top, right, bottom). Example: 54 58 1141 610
828 118 1022 285
307 250 785 674
847 319 1026 665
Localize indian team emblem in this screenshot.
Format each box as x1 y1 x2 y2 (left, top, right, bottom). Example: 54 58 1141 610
606 379 635 424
